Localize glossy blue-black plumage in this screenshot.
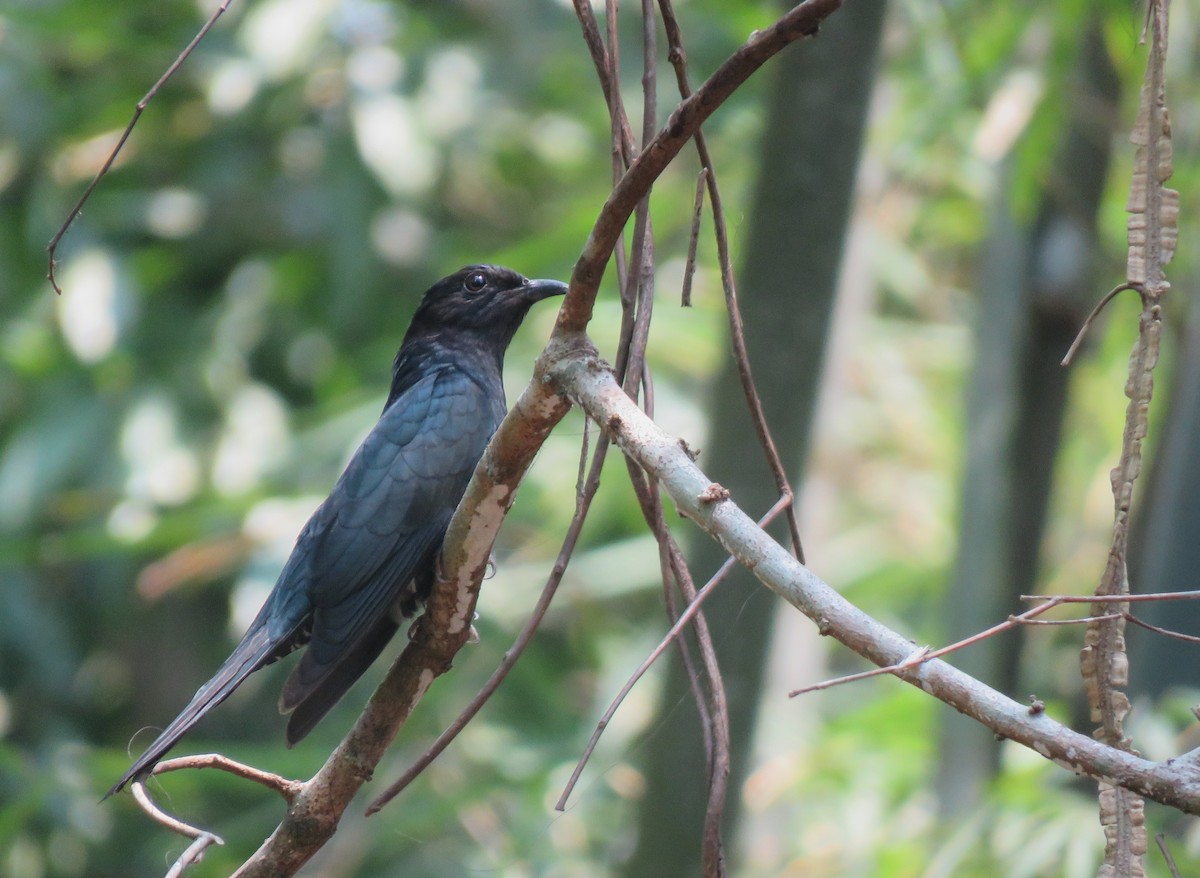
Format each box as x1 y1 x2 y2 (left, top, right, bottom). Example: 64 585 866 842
109 265 565 796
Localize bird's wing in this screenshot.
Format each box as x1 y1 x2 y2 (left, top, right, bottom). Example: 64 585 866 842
277 365 497 715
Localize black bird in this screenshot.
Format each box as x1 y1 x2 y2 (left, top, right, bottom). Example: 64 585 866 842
110 265 566 796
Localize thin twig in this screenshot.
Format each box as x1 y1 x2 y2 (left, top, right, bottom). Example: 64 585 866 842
789 599 1076 698
132 781 223 842
1023 591 1200 603
657 0 805 564
47 0 235 292
1156 832 1183 878
132 780 224 877
1060 282 1139 365
150 753 300 798
164 833 223 878
556 493 794 810
1124 614 1200 645
681 168 708 307
1019 614 1124 626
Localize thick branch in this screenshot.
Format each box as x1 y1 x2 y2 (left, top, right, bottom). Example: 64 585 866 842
544 339 1200 814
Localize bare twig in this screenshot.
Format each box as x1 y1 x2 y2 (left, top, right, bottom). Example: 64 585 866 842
131 781 224 878
1124 614 1200 645
789 598 1082 698
557 493 794 810
132 781 223 843
149 752 301 798
680 168 708 307
572 0 637 165
1019 615 1124 626
1156 832 1183 878
1060 282 1138 366
47 0 235 292
164 834 223 878
1023 591 1200 603
657 0 805 564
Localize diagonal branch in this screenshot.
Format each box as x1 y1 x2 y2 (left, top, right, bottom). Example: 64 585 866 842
47 0 237 292
544 339 1200 815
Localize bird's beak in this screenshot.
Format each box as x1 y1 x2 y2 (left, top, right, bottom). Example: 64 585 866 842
521 278 569 302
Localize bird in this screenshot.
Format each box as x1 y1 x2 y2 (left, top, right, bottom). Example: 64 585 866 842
109 264 567 797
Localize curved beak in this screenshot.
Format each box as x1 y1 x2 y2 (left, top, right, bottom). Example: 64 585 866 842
521 278 569 302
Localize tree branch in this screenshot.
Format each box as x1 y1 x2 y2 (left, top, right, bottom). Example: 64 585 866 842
543 339 1200 815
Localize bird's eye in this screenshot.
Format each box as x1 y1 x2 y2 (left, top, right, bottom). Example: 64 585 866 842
464 272 488 293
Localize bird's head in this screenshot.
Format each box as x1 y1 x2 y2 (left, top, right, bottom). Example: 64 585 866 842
406 265 568 348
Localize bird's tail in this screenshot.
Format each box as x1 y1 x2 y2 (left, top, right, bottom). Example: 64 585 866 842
106 624 280 798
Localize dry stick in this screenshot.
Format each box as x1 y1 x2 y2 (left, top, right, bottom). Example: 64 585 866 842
365 431 614 816
1023 591 1200 603
46 0 235 293
789 598 1072 697
636 368 724 777
599 0 725 787
130 753 300 878
572 0 640 385
128 754 298 877
148 752 301 797
624 0 659 391
608 2 632 302
132 781 224 845
131 781 223 877
1156 832 1183 878
660 519 730 877
624 460 717 762
1060 282 1138 366
790 599 1200 699
656 0 805 564
572 0 637 166
632 361 722 766
680 168 708 307
164 834 222 878
556 493 794 810
1123 614 1200 645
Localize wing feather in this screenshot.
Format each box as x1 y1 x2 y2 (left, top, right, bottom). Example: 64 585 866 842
275 365 496 714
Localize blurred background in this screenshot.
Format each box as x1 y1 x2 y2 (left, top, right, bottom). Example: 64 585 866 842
3 0 1200 875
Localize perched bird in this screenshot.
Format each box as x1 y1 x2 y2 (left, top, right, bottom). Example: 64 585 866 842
109 265 567 796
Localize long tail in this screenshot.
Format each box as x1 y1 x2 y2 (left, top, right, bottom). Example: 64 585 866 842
106 624 280 797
